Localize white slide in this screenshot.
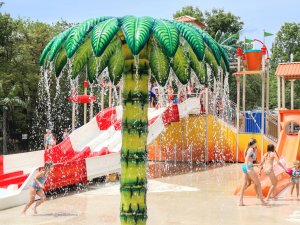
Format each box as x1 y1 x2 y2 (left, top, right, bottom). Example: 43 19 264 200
0 97 201 210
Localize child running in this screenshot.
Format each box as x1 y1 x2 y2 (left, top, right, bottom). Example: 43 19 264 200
259 144 287 200
22 161 54 215
290 161 300 198
239 138 269 206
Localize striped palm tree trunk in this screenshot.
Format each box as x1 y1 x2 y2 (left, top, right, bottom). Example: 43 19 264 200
120 43 149 225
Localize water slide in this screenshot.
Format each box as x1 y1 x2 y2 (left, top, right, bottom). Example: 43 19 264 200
234 110 300 197
0 97 200 210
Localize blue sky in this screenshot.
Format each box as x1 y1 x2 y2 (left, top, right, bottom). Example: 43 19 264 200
2 0 299 50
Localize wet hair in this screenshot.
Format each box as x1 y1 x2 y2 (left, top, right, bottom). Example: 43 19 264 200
247 138 257 148
293 161 300 166
244 138 257 158
267 143 279 158
267 144 275 152
44 161 54 173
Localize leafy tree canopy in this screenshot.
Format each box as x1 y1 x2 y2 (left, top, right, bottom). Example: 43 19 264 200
269 22 300 110
173 6 204 22
204 9 243 36
173 6 243 36
0 8 71 152
271 22 300 65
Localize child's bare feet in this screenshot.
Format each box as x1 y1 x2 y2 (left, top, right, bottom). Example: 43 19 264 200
261 200 270 206
238 202 246 206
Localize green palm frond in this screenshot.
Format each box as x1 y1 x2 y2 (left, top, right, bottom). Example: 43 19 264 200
87 36 119 82
0 96 26 109
219 46 230 72
108 47 125 85
221 58 227 74
150 40 170 86
172 21 205 61
120 16 153 55
49 27 73 61
221 33 239 46
91 18 119 57
71 38 93 78
215 31 239 56
218 32 227 44
87 57 97 83
171 44 191 84
188 45 206 84
201 31 222 65
39 37 55 65
66 17 110 58
54 47 68 76
152 20 179 57
8 84 22 97
204 48 219 77
98 36 119 72
214 30 222 42
221 44 237 53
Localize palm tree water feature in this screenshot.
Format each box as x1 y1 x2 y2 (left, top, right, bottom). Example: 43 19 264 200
39 16 229 225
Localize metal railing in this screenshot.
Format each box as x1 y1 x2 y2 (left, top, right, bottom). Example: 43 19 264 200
266 113 278 142
148 87 280 142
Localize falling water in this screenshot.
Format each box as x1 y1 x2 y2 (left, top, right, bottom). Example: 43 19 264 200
43 64 53 129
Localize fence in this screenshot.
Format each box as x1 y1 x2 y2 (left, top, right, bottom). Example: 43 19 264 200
266 113 278 142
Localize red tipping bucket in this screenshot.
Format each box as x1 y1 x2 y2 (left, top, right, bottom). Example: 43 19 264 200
244 49 262 71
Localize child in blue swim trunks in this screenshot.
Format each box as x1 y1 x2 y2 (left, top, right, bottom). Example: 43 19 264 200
239 138 268 206
22 161 54 215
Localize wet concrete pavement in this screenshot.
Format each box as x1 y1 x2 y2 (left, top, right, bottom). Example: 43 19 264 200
1 163 299 225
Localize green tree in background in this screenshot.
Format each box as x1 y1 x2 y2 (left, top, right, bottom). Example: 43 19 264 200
173 6 244 36
269 22 300 110
271 22 300 65
173 6 204 21
204 9 243 37
0 83 26 154
0 4 71 153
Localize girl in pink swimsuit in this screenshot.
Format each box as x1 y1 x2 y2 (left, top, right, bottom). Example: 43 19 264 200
259 144 287 200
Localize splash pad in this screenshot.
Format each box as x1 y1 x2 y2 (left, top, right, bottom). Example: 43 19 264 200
1 15 300 225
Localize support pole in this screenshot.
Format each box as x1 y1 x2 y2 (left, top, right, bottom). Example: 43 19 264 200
236 55 241 162
72 102 76 131
266 61 270 112
282 78 285 109
119 81 123 106
236 75 240 162
109 82 112 108
291 79 295 132
242 74 246 112
213 78 217 116
205 87 209 164
101 82 104 111
83 86 87 124
277 76 281 139
291 80 295 110
90 101 93 121
261 58 266 160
